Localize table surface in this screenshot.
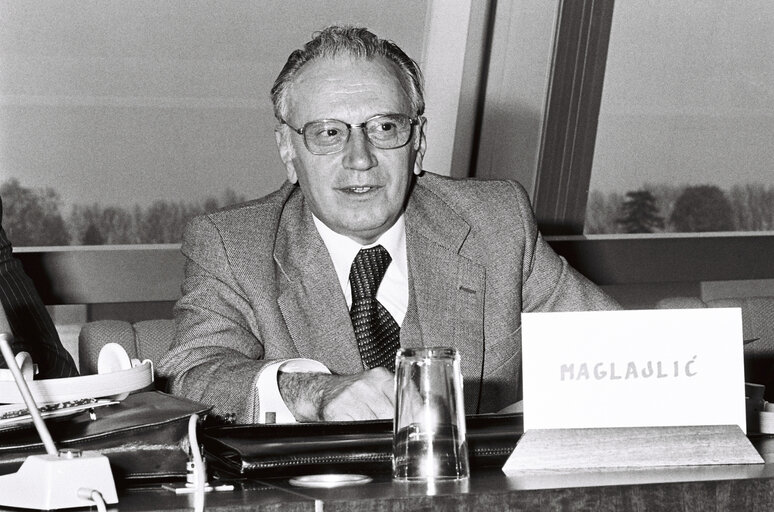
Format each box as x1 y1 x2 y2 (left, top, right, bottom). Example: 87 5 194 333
3 436 774 511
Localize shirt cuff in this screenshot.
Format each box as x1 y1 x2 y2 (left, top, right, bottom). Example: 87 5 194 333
255 358 330 424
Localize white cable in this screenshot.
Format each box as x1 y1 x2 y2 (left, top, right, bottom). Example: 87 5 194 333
77 488 107 512
188 413 206 509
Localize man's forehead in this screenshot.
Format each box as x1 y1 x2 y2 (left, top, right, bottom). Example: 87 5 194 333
285 55 412 120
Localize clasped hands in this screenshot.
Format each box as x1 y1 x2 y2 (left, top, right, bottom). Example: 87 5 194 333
278 367 432 422
278 367 397 422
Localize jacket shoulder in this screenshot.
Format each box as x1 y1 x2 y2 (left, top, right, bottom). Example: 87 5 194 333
415 172 533 211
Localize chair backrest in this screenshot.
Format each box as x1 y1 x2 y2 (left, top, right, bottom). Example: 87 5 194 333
655 295 774 358
78 319 175 376
704 297 774 359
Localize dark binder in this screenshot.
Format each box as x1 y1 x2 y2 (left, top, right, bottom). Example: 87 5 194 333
201 413 523 479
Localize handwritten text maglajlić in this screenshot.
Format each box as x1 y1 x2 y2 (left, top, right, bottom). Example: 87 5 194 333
559 357 698 381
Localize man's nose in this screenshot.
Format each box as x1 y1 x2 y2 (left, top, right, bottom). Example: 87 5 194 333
342 127 377 171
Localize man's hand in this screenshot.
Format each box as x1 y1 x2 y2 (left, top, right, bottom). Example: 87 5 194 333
278 367 395 422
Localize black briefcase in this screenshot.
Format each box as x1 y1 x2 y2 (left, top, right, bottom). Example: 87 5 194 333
200 413 523 479
0 391 210 484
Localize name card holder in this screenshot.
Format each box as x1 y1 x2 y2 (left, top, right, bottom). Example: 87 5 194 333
503 425 763 472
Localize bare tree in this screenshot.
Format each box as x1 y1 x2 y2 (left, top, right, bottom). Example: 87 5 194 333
0 178 70 246
70 203 137 245
3 179 253 246
584 190 623 234
729 183 774 231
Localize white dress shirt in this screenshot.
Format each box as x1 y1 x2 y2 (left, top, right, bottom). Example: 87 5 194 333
254 214 409 423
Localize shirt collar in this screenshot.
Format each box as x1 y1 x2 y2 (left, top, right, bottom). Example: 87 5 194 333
312 214 407 292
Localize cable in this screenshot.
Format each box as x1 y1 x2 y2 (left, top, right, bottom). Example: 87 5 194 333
77 488 107 512
188 413 206 506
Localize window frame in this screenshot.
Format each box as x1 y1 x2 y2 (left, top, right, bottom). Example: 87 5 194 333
15 245 183 304
536 0 774 286
534 0 614 236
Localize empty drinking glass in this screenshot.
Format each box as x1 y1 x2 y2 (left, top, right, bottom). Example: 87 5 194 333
392 347 469 481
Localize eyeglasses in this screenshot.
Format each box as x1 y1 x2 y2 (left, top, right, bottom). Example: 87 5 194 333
280 113 419 155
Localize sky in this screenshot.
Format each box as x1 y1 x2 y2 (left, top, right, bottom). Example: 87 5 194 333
0 0 427 210
589 0 774 193
0 1 772 211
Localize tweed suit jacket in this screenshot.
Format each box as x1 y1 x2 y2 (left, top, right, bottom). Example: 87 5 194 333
0 197 79 378
159 172 619 422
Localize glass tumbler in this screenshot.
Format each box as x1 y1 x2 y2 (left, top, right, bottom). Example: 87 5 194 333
392 347 469 481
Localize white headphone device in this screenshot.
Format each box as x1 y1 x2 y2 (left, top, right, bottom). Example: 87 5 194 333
0 343 154 404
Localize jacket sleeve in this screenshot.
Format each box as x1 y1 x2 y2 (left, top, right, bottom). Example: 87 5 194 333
508 181 621 313
158 214 274 423
0 198 79 378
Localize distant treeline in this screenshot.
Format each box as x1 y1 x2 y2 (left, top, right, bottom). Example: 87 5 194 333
586 182 774 234
3 178 774 246
1 178 248 246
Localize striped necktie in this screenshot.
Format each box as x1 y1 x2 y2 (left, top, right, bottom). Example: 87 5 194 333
349 245 401 372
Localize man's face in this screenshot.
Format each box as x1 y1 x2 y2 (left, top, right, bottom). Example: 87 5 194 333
275 55 425 245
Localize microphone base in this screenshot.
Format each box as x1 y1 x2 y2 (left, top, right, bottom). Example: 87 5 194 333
0 451 118 509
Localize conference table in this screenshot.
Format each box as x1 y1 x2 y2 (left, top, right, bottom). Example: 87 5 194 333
25 434 773 511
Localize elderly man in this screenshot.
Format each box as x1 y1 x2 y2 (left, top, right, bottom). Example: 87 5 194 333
159 26 618 424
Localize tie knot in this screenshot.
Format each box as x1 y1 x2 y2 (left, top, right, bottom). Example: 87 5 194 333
350 245 392 299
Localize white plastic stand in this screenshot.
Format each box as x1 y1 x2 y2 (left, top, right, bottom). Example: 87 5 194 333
0 451 118 509
0 332 119 509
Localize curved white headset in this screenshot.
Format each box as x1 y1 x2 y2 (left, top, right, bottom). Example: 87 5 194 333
0 343 153 404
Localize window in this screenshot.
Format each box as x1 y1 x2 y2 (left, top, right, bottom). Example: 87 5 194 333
0 1 429 246
3 2 484 312
494 0 774 292
585 1 774 235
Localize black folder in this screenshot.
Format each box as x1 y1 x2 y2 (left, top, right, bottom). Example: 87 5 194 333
201 413 523 479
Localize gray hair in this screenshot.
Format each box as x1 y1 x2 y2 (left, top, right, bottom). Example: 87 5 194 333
271 26 425 121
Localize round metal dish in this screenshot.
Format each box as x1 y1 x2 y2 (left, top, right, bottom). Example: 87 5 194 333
288 474 373 488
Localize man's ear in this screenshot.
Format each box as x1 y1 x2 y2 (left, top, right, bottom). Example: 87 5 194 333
413 117 427 176
275 127 298 184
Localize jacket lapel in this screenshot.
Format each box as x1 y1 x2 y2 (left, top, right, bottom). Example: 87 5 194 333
274 191 364 375
405 181 486 408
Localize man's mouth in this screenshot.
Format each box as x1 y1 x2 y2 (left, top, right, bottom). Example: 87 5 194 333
342 186 377 194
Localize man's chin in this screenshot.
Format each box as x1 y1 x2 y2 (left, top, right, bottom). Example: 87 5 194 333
339 218 398 245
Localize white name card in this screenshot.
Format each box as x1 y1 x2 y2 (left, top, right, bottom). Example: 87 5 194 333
522 308 746 432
